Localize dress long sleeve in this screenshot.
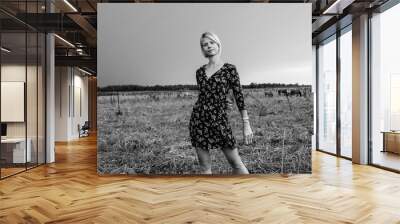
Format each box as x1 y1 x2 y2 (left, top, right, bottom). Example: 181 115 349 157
228 65 246 111
195 68 203 92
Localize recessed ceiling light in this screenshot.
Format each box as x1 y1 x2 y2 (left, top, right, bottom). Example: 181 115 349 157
78 67 92 76
322 0 354 15
54 34 75 48
63 0 78 12
1 47 11 53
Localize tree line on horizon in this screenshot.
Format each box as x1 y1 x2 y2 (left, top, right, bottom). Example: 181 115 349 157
98 83 311 92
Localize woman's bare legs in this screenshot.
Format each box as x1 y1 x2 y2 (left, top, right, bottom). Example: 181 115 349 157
195 147 212 174
221 147 249 174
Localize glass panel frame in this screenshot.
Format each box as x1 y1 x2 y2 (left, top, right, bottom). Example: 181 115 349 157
370 3 400 172
0 31 28 178
317 34 337 155
339 26 353 159
315 23 354 161
0 1 47 179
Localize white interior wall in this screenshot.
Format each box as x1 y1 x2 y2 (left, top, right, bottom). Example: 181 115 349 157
1 65 26 132
55 67 89 141
1 64 46 163
1 65 32 138
55 66 69 141
1 65 26 81
71 72 89 138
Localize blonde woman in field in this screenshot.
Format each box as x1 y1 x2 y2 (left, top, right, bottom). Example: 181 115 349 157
188 32 254 175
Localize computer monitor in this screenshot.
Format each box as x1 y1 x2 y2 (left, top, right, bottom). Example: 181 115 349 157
1 123 7 137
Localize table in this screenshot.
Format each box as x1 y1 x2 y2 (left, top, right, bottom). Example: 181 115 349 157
1 138 31 163
381 131 400 154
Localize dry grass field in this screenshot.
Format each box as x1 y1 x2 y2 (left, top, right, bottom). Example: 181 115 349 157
97 87 313 175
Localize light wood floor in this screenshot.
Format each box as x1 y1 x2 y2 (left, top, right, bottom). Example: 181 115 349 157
373 150 400 171
1 163 45 178
1 167 26 178
1 135 400 224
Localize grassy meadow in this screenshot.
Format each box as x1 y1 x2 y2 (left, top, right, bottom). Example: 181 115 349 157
97 88 313 175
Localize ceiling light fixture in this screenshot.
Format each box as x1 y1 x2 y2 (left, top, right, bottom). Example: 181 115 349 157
54 34 75 48
1 47 11 53
78 67 92 76
322 0 355 15
76 48 85 55
323 0 342 14
63 0 78 12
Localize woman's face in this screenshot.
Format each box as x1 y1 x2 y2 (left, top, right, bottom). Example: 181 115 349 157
201 37 219 57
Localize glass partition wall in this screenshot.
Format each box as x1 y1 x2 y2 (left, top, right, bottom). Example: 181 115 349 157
317 35 337 155
316 0 400 171
0 2 46 179
316 26 353 159
339 27 352 159
0 31 28 177
370 3 400 171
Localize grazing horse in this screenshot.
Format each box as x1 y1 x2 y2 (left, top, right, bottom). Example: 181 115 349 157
264 91 273 97
177 92 191 98
290 89 302 97
278 89 288 96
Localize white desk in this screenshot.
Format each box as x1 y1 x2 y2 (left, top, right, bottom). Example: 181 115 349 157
1 138 31 163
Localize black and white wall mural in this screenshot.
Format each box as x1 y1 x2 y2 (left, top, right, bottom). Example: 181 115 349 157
97 3 313 175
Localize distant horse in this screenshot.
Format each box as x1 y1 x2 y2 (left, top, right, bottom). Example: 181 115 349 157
150 94 160 101
177 92 191 98
290 89 302 97
264 91 273 97
278 89 288 96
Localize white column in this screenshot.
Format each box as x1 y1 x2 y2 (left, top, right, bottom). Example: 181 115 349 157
352 14 369 164
45 0 56 163
46 32 55 163
312 45 317 150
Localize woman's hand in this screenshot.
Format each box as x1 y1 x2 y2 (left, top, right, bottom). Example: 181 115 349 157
243 119 253 145
240 110 253 145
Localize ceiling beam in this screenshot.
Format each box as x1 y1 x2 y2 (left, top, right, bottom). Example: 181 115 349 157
55 55 97 72
322 0 356 14
66 13 97 46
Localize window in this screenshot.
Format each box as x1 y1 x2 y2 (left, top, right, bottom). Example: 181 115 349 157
371 3 400 171
340 28 352 158
0 2 46 179
318 36 337 154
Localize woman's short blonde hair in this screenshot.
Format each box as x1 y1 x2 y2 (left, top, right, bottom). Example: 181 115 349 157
200 32 222 57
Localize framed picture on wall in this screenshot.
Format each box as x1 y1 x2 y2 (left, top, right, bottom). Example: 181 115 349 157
1 81 25 122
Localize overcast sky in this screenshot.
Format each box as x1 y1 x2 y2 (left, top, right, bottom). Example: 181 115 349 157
98 3 311 87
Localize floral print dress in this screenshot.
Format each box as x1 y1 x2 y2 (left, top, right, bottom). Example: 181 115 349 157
189 63 246 150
